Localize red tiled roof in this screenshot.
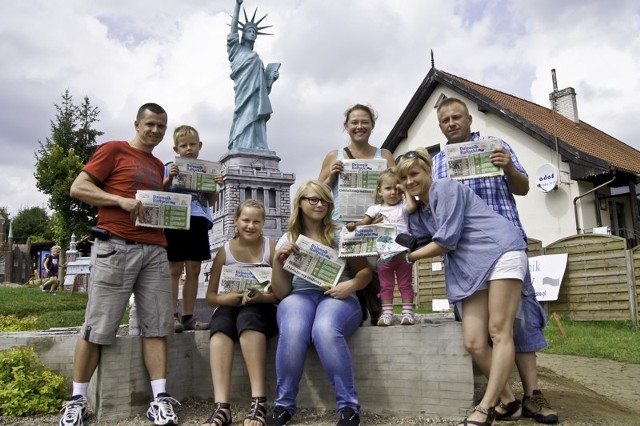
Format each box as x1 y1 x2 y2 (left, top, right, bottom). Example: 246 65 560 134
443 71 640 175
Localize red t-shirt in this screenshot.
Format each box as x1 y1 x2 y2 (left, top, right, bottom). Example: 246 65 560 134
83 141 167 246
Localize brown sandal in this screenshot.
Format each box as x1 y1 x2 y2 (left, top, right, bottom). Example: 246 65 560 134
244 396 267 426
202 402 231 426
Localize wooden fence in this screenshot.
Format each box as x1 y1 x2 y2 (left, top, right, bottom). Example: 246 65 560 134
405 234 639 325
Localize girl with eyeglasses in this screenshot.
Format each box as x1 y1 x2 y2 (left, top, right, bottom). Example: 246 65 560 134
345 169 417 326
395 148 527 426
267 180 372 426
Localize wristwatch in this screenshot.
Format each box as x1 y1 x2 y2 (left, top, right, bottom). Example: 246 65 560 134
405 252 413 264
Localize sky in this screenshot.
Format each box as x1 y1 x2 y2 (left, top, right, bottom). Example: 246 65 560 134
1 0 639 218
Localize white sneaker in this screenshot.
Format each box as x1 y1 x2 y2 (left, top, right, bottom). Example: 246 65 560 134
59 395 88 426
377 312 393 326
146 393 180 425
400 312 415 325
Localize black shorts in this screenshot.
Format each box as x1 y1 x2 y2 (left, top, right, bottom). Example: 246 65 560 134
165 216 211 262
209 304 278 341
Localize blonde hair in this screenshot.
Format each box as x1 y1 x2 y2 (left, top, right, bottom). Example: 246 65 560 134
288 180 336 247
394 147 432 178
51 245 61 253
173 125 200 146
233 200 266 239
374 169 401 204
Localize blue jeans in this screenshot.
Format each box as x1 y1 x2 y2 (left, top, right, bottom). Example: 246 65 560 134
274 290 362 414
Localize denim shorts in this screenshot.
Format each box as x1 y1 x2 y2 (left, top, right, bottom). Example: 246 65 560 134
80 238 172 345
513 292 548 353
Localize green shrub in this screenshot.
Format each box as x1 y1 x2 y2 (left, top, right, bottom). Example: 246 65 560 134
0 315 39 332
0 346 67 416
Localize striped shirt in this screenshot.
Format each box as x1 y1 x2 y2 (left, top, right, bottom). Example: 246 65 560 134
431 133 528 241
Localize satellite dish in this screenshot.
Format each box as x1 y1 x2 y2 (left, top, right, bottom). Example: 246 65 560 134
535 163 558 193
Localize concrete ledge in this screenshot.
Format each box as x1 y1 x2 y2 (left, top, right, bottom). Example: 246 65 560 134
0 317 473 421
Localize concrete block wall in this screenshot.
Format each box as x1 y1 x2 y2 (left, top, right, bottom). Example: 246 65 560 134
0 318 473 421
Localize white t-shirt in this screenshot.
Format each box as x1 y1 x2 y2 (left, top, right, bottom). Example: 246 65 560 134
365 202 409 234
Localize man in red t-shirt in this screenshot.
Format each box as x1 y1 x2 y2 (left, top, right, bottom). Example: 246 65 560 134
59 103 179 426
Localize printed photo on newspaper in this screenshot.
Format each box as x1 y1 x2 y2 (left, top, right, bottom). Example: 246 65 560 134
445 138 504 180
283 234 346 289
135 190 192 230
217 265 272 294
337 158 387 221
338 224 397 257
172 157 222 193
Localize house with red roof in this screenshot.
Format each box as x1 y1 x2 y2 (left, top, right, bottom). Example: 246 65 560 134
382 67 640 247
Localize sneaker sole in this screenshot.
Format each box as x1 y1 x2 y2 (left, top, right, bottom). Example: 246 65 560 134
523 410 559 424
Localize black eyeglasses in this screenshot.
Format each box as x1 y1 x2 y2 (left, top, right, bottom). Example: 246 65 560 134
395 150 430 165
301 197 328 206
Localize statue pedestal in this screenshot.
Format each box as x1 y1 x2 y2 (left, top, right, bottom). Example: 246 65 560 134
220 148 281 171
209 147 295 248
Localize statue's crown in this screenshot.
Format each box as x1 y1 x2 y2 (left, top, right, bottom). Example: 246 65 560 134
239 7 273 36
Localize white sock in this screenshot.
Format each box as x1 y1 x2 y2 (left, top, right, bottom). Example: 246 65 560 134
150 378 167 398
72 382 89 398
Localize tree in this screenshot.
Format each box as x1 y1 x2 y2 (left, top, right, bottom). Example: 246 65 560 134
34 91 103 246
11 207 53 244
0 206 8 224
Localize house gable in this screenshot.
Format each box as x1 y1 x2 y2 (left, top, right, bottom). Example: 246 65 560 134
383 68 640 187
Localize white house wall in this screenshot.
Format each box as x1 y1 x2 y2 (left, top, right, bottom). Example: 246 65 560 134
394 86 601 246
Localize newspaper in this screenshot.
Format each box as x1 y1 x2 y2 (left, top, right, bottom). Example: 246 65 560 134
217 265 272 294
337 159 387 221
445 138 504 180
338 224 397 257
172 157 221 193
376 235 409 264
283 234 346 289
134 190 191 230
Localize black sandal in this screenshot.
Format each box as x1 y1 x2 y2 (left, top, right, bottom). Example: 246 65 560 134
495 399 521 421
458 405 497 426
244 396 267 426
202 402 232 426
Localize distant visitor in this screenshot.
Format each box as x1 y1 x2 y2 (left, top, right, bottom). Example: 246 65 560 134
227 0 280 151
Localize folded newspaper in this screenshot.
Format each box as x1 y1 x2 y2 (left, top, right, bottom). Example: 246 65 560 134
376 235 409 264
135 190 191 230
283 234 346 289
217 265 272 294
172 157 221 193
338 224 397 257
445 138 503 180
337 159 387 221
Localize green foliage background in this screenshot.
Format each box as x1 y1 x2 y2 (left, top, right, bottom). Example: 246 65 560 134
34 90 102 246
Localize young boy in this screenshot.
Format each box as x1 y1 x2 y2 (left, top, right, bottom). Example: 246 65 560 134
163 125 222 331
42 245 62 294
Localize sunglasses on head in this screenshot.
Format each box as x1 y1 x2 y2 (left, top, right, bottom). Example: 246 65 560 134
394 150 429 165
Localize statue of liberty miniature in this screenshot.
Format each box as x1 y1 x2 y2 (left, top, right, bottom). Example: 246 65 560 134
227 0 280 151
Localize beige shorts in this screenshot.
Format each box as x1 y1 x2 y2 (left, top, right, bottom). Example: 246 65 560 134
80 238 172 345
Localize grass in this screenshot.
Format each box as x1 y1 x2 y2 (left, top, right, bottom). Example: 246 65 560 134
543 315 640 364
0 285 128 331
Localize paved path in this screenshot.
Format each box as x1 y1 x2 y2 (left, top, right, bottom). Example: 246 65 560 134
537 352 640 413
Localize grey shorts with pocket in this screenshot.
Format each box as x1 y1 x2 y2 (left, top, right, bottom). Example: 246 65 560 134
80 238 172 345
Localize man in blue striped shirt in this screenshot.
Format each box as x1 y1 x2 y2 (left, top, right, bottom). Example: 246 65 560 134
431 97 558 424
